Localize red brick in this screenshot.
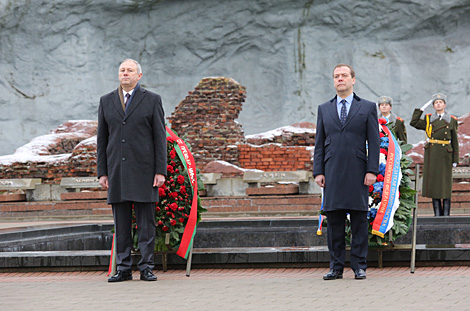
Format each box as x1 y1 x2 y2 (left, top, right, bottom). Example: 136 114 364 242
60 191 108 201
0 193 26 202
0 204 27 212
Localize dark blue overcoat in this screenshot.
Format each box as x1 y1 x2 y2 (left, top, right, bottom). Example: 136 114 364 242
313 93 380 212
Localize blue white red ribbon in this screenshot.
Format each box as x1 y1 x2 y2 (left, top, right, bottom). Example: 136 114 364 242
372 119 402 238
317 187 324 235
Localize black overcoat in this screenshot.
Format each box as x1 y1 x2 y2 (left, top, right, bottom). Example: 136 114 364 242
97 85 167 204
313 94 380 212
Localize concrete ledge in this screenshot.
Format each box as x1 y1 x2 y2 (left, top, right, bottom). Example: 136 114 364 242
246 185 299 196
243 171 311 183
0 178 42 190
200 173 222 185
1 246 469 270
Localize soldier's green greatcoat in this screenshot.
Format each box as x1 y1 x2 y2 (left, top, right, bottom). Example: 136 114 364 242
394 117 407 144
379 112 407 143
410 109 459 199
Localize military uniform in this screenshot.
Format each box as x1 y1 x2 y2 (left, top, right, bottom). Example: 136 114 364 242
410 109 459 199
379 112 407 143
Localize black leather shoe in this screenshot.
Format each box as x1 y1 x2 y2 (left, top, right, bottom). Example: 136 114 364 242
354 269 367 280
323 269 343 280
140 268 157 281
108 270 132 283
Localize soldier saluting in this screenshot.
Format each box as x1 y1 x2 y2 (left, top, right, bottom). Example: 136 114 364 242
377 96 407 143
410 93 459 216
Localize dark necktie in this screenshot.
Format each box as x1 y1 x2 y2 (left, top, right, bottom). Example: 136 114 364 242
124 93 131 108
340 99 347 125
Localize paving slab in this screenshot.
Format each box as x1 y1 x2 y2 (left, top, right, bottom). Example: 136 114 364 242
0 267 469 311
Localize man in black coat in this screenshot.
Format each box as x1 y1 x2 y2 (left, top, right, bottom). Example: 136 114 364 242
97 59 167 282
313 64 380 280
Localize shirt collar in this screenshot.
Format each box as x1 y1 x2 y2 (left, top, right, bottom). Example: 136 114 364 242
337 93 354 105
122 88 134 98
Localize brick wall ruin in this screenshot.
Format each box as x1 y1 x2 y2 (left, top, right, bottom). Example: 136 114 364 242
0 121 98 184
168 77 246 168
237 144 313 172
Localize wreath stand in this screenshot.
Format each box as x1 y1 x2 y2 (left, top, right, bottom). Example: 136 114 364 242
366 164 420 273
155 233 194 277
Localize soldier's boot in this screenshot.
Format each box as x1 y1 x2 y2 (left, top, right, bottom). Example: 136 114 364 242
432 199 442 216
442 199 451 216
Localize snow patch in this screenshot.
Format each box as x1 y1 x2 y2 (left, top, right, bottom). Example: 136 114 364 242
246 125 316 140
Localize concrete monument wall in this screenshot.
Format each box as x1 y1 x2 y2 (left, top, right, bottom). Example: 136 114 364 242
1 0 469 155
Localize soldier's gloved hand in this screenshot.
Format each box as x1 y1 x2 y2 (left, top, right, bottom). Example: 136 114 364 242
420 99 433 111
453 163 457 168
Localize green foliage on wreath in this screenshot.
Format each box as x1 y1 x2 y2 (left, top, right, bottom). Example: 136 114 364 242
131 131 207 253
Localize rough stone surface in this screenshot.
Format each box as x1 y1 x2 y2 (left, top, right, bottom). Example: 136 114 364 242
1 0 470 155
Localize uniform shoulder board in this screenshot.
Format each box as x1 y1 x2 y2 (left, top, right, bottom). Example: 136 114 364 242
397 117 403 121
426 113 432 116
451 115 458 120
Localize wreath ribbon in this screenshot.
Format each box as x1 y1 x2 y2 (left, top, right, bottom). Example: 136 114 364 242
372 119 403 238
165 126 199 259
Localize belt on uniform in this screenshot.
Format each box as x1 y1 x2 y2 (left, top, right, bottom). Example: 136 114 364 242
428 139 450 145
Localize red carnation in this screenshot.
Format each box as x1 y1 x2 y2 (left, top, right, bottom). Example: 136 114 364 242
179 185 187 195
170 149 176 159
162 226 169 232
369 185 374 193
170 202 178 211
379 132 385 138
158 220 163 226
177 175 185 184
377 174 384 182
159 187 166 197
378 118 387 125
170 219 176 226
380 148 388 156
167 165 174 174
169 192 178 199
179 218 184 223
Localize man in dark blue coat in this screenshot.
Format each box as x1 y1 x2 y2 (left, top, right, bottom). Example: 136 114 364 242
97 59 167 282
313 64 380 280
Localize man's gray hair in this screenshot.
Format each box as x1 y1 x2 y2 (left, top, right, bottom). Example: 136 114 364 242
120 58 142 74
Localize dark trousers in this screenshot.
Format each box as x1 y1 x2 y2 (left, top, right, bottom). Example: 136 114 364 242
112 201 156 272
326 210 368 272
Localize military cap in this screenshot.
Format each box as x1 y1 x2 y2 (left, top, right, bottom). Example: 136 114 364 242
377 96 393 106
432 93 447 104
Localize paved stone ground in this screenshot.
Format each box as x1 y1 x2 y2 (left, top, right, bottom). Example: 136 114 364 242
1 266 469 311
